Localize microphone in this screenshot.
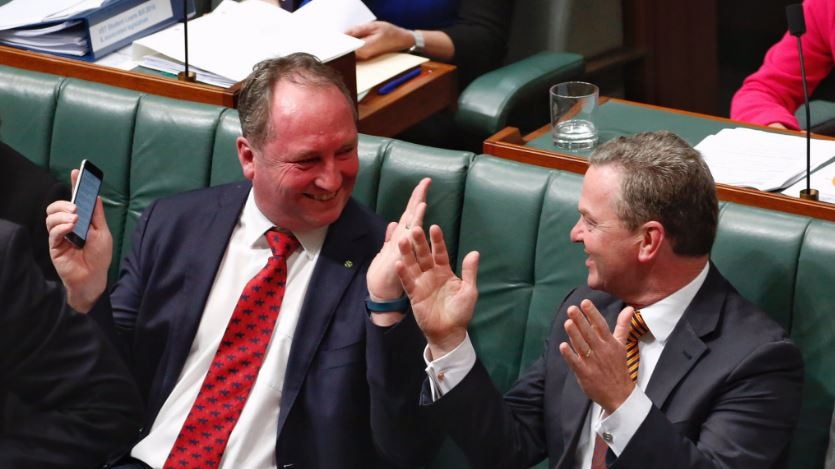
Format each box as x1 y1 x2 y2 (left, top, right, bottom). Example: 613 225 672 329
786 3 818 200
177 0 196 82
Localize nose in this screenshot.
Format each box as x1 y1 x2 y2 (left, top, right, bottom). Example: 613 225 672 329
315 157 343 192
570 217 583 243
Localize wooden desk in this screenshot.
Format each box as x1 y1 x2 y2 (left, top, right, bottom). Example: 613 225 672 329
484 97 835 222
0 45 458 137
357 61 457 137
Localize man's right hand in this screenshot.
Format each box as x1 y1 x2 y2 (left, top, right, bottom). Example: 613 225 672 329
396 224 479 359
45 169 112 313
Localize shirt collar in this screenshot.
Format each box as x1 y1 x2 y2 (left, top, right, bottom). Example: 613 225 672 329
638 262 710 345
240 190 327 259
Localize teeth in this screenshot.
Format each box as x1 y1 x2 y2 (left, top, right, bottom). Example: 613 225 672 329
310 193 336 201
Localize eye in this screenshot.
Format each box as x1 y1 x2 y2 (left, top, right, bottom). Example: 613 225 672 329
336 145 356 159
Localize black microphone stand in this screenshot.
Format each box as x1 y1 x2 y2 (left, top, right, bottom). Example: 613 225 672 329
787 3 819 200
177 0 196 82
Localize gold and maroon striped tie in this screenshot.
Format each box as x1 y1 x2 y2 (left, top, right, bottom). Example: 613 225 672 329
590 310 649 469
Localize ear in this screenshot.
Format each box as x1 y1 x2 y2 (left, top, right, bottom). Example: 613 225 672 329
236 136 256 181
637 220 665 263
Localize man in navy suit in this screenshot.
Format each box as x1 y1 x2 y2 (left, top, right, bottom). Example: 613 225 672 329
46 53 434 468
0 219 142 468
395 131 804 468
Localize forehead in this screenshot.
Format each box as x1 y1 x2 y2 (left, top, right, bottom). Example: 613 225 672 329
265 80 356 148
579 164 623 216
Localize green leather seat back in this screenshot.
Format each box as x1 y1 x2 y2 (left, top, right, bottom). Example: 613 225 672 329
209 109 245 186
712 203 810 331
123 95 225 255
0 66 62 167
789 219 835 469
49 79 141 280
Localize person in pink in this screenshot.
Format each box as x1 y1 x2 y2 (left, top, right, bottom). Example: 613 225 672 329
731 0 835 130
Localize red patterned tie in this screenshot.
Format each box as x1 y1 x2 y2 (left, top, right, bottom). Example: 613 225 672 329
590 310 649 469
163 229 299 469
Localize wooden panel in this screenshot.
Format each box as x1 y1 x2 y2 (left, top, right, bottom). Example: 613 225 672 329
484 123 835 222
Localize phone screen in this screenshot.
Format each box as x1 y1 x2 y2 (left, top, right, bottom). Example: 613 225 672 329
66 160 103 248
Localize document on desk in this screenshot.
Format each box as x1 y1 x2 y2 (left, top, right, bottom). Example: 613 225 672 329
133 0 364 85
0 0 105 30
695 127 835 191
782 165 835 203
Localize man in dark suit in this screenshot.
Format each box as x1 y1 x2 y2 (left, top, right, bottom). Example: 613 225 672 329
0 219 142 468
0 140 70 280
395 131 804 468
45 53 434 468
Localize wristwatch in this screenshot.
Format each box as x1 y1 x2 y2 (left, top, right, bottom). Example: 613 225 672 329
408 30 425 54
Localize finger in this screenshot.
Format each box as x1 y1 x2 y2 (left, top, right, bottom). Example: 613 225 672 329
383 221 397 243
427 225 451 268
90 196 109 231
45 199 77 219
558 341 583 371
399 178 431 225
70 168 79 190
394 259 417 296
564 308 591 358
344 22 375 37
613 306 636 345
568 302 597 347
47 216 78 249
411 227 434 272
460 250 479 290
580 299 611 341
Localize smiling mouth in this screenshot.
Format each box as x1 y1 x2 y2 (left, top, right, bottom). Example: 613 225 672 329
306 192 338 201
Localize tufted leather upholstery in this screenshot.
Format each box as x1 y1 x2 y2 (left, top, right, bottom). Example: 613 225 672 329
1 64 832 469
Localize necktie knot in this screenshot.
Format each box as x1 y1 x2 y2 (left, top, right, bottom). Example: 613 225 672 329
627 310 650 345
266 228 300 259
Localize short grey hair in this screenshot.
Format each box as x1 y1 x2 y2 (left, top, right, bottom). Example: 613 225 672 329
589 131 718 256
237 52 355 149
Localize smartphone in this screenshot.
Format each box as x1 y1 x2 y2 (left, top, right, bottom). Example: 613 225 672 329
65 159 104 248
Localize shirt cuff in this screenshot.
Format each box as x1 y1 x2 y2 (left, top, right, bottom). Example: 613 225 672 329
423 333 476 401
595 385 652 456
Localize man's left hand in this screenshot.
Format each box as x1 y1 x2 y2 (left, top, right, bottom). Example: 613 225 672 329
558 300 636 413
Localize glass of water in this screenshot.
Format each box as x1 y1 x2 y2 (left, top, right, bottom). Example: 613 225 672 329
550 81 599 150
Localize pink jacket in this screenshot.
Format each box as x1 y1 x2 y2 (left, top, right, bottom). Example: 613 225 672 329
731 0 835 129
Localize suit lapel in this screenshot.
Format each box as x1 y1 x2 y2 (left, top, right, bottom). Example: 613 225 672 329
158 184 250 403
645 265 725 408
276 200 375 438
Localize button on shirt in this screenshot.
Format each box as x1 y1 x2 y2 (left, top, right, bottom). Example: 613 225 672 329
426 263 709 469
131 190 326 469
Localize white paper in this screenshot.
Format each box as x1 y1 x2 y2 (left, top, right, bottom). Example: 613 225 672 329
356 52 427 95
781 165 835 203
293 0 375 33
695 127 835 191
133 0 363 84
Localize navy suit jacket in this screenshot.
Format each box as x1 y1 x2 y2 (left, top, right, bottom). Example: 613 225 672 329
92 182 433 468
425 265 804 469
0 220 142 468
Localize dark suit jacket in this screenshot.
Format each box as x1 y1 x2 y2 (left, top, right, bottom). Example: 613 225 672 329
0 219 142 469
0 141 71 281
91 182 433 468
425 265 804 469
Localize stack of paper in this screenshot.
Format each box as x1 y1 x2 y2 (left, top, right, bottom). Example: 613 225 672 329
133 0 365 86
133 0 428 94
695 127 835 192
0 0 105 56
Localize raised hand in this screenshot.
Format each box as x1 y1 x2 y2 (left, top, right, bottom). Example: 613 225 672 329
396 224 479 359
558 300 636 413
367 178 431 304
45 169 112 312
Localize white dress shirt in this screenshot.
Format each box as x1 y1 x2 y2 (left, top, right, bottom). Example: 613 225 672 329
426 263 710 469
132 190 326 469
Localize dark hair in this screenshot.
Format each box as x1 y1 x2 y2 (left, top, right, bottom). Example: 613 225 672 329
237 52 355 149
589 131 718 256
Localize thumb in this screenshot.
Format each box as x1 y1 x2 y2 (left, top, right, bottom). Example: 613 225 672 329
345 22 374 38
460 251 480 289
613 306 635 345
91 196 109 231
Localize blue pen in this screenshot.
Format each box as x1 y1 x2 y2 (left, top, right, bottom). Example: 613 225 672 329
377 67 422 95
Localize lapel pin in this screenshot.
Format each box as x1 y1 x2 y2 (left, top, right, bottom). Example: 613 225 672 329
344 260 354 269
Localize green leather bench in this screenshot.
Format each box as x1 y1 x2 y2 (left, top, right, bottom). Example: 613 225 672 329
1 64 832 469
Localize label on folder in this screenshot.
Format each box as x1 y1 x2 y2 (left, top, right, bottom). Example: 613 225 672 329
89 0 171 53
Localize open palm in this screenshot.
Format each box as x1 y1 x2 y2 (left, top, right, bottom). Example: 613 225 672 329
397 224 479 356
